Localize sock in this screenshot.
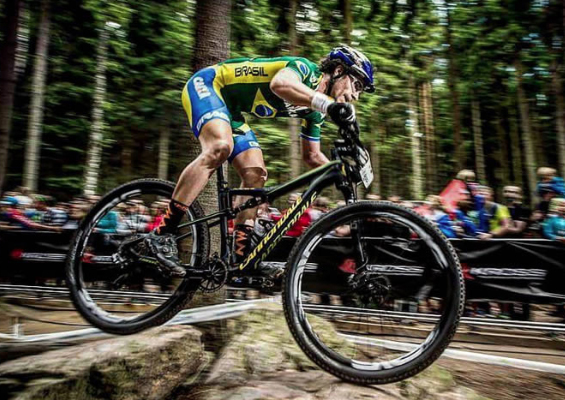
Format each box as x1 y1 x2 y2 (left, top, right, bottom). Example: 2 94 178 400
155 199 189 235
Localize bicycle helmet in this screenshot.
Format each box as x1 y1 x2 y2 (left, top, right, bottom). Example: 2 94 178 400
326 45 375 93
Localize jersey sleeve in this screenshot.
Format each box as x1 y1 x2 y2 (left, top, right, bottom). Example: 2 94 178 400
300 111 325 141
284 57 322 89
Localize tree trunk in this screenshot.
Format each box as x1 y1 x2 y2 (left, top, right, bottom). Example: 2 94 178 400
158 123 170 180
495 113 509 189
408 74 422 200
192 0 231 271
508 101 523 187
421 81 436 192
445 9 464 172
14 2 29 78
193 0 231 72
288 120 301 178
531 109 547 168
23 0 50 192
552 58 565 179
370 124 382 195
288 0 301 178
83 26 109 196
471 96 486 184
515 57 537 206
342 0 352 45
0 0 21 191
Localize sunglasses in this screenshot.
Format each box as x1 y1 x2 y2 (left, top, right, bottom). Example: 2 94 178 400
348 74 364 93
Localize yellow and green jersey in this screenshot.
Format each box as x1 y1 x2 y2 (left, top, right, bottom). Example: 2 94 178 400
182 56 325 141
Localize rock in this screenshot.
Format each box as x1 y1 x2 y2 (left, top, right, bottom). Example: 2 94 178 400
0 325 211 400
182 303 490 400
204 303 354 386
188 368 490 400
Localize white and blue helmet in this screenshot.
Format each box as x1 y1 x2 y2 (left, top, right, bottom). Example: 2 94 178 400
327 46 375 93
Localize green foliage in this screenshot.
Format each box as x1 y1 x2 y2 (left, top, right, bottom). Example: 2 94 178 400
3 0 564 202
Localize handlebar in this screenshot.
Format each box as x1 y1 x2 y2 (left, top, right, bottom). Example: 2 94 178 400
338 122 362 147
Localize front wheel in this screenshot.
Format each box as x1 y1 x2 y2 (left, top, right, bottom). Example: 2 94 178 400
282 201 464 384
66 179 210 335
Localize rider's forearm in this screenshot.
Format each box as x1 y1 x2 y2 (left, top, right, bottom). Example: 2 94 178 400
303 149 330 168
270 69 317 107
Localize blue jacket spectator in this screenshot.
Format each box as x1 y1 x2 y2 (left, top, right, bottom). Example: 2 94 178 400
543 198 565 242
538 177 565 198
454 209 478 237
96 211 118 234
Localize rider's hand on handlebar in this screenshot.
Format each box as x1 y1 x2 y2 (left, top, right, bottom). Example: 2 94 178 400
327 102 357 128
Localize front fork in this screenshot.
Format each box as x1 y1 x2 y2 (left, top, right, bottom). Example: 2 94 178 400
335 172 367 270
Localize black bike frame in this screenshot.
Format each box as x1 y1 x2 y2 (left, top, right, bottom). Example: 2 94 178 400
176 159 356 270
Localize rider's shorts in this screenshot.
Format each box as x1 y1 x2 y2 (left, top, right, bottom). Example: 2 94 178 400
182 67 261 163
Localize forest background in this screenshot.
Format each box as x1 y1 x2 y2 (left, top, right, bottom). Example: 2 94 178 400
1 0 564 207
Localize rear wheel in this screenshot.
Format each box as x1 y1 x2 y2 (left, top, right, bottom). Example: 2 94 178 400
283 201 464 384
66 179 210 335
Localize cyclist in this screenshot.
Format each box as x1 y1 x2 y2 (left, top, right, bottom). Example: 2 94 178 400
145 46 374 278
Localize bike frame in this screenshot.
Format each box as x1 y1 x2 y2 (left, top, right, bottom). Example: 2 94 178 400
176 159 356 270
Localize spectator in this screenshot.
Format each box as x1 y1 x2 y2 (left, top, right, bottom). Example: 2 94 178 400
537 167 565 197
13 186 34 208
34 195 69 226
63 199 88 229
335 200 346 208
387 195 401 204
476 186 511 239
310 197 330 222
254 202 279 236
273 193 312 237
453 190 478 237
423 195 456 238
502 185 530 237
525 209 546 238
456 169 476 183
96 210 119 234
456 169 482 198
0 196 61 232
536 167 564 215
365 194 381 201
543 198 565 243
147 200 167 232
120 200 151 233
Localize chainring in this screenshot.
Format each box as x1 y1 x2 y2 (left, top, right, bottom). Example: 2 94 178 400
199 256 229 293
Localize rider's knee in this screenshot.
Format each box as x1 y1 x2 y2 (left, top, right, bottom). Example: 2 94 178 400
201 140 232 169
240 166 268 188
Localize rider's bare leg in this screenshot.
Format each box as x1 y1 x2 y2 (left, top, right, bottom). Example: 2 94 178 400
231 148 268 227
172 119 234 204
154 119 234 237
147 119 233 276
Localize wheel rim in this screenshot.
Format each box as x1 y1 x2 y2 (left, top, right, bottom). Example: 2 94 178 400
70 184 200 326
287 208 461 374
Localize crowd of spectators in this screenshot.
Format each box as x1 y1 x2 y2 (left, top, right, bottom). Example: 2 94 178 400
0 187 86 231
408 167 565 242
0 189 168 235
1 165 564 242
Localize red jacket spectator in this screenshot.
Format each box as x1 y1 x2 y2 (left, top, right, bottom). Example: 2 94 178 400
273 207 313 237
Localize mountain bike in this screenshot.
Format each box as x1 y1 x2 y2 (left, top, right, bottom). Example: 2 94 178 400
66 123 464 385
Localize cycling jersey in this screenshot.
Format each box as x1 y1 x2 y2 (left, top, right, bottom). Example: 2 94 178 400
182 56 325 162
